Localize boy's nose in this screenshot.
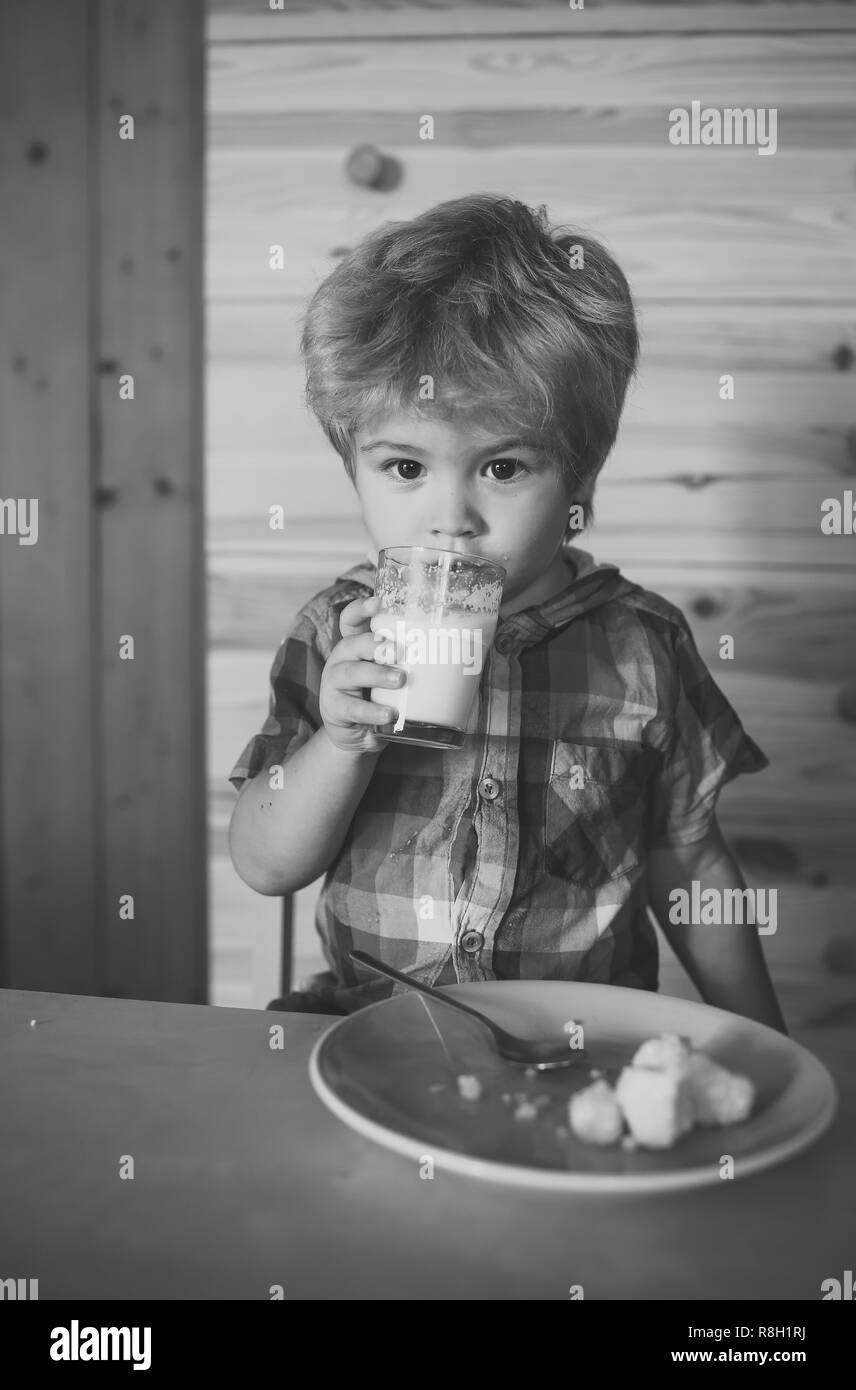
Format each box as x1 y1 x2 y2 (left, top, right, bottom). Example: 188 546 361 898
430 498 481 545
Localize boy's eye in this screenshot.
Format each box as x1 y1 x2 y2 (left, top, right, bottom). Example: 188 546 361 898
380 459 424 481
379 458 528 483
487 458 527 483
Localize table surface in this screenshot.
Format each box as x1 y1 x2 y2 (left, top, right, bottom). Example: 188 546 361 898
1 988 854 1300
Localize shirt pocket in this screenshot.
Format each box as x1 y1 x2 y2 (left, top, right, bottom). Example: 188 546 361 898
543 741 649 885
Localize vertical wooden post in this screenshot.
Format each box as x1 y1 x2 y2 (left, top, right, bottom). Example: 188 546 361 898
0 0 207 1002
95 0 207 1002
0 0 98 992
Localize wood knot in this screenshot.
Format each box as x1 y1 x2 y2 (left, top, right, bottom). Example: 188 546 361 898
822 938 856 974
835 685 856 722
344 146 401 192
690 594 723 620
677 473 716 490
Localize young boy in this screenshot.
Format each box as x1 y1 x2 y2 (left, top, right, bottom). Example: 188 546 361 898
228 194 787 1034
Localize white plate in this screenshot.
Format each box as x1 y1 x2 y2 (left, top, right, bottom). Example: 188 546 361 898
308 981 838 1192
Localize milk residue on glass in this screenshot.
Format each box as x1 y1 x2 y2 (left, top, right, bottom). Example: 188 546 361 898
375 553 504 618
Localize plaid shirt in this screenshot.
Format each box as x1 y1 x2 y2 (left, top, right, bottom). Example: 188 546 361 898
229 546 768 1014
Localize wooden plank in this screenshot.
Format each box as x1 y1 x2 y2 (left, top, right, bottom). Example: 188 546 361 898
592 477 856 536
208 34 856 113
208 1 856 43
633 303 856 374
587 528 856 568
207 200 856 302
208 144 854 204
96 0 207 1003
634 581 856 684
209 107 856 150
0 1 97 991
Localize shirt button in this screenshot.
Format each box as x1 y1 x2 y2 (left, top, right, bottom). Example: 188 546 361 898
494 634 512 654
460 930 484 954
479 776 501 802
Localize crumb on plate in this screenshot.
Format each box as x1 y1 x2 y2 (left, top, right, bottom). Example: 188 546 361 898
568 1079 624 1146
513 1100 539 1122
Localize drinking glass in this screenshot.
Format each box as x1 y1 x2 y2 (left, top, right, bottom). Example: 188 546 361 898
370 546 506 750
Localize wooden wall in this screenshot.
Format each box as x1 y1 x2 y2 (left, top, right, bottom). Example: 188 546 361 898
206 0 856 1027
0 0 206 1001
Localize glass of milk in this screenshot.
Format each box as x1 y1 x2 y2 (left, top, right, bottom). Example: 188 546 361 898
370 546 506 750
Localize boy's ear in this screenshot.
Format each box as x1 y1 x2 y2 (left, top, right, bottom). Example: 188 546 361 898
564 481 596 535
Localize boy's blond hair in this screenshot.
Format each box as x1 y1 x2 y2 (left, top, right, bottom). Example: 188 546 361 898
300 193 639 535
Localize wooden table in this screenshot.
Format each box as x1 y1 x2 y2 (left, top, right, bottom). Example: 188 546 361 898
1 988 853 1300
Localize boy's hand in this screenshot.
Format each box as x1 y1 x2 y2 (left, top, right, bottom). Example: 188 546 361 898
319 595 406 755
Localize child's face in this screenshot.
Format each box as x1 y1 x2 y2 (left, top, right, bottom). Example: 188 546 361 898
352 411 576 608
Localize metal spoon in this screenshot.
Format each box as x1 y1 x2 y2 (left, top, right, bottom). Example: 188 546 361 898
349 949 583 1070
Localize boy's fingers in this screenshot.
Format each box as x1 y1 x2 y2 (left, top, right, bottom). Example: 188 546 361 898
332 631 387 665
339 594 381 637
339 696 396 724
333 659 404 691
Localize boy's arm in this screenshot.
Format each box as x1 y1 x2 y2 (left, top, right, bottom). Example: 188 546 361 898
229 592 400 897
646 817 788 1035
228 730 382 896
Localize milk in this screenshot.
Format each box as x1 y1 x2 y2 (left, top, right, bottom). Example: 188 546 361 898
370 606 498 733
